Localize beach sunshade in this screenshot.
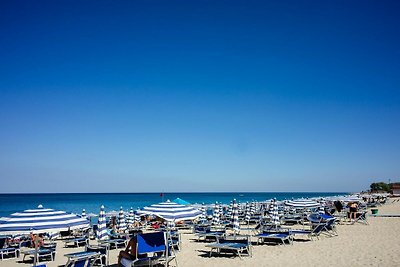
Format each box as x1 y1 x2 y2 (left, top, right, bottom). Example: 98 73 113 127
212 202 220 225
137 200 201 222
81 209 86 218
199 203 207 222
117 207 127 232
0 205 89 235
97 205 107 240
172 197 191 205
285 199 320 209
250 201 256 215
126 207 134 226
272 199 280 228
231 199 240 233
245 202 251 222
319 205 325 215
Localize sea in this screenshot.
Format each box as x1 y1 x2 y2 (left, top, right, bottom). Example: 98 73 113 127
0 192 348 218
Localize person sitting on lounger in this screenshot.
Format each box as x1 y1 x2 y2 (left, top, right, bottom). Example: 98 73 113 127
118 236 138 267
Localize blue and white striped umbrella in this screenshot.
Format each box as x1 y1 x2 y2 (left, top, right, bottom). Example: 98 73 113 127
285 199 320 209
81 209 86 218
250 201 256 215
227 201 233 221
199 203 207 222
134 209 141 223
272 200 280 228
245 202 251 222
0 205 89 235
117 207 127 232
97 205 107 240
231 199 240 233
126 207 134 227
138 200 201 222
212 202 220 225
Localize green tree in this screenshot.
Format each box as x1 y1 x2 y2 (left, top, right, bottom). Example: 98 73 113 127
370 182 390 192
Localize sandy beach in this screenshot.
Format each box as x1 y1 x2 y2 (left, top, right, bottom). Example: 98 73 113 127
1 198 399 267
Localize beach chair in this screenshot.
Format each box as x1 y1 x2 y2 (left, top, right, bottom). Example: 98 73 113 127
22 248 56 263
86 244 109 266
64 236 89 247
256 229 292 245
123 231 175 267
0 237 20 260
64 251 100 267
205 235 252 259
351 210 369 225
291 222 326 241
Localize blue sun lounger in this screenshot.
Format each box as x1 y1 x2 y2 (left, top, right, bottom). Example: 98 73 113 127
64 251 100 267
130 231 175 267
256 230 292 245
206 235 252 259
0 237 20 260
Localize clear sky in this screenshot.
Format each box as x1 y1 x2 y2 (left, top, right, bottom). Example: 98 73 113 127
0 0 399 193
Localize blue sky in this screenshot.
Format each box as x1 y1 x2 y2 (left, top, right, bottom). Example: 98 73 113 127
1 0 399 193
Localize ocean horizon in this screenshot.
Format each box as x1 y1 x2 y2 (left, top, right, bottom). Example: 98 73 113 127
0 192 348 217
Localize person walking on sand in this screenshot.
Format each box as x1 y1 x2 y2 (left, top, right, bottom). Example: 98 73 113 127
349 202 358 221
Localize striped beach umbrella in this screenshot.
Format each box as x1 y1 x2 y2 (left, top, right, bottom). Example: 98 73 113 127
227 201 233 221
245 202 251 222
285 199 320 209
231 199 240 233
97 205 107 240
0 205 89 235
138 200 201 222
126 207 134 227
272 199 280 228
117 207 127 232
212 202 220 225
250 201 256 215
199 203 207 222
81 209 86 218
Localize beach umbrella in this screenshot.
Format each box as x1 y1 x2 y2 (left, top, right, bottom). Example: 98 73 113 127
117 207 127 232
137 200 201 222
126 207 134 227
285 199 320 209
318 204 325 215
172 198 191 205
245 202 251 222
250 201 256 215
199 203 207 223
272 199 280 228
0 205 89 265
231 199 240 233
81 209 86 218
212 202 220 225
219 203 224 221
97 205 107 241
227 201 233 221
0 205 89 235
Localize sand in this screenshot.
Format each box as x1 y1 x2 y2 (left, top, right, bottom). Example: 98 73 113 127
1 198 400 267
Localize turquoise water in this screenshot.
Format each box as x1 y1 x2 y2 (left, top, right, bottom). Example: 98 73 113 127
0 192 347 217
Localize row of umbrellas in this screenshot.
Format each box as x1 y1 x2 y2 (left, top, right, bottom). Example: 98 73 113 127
1 196 357 237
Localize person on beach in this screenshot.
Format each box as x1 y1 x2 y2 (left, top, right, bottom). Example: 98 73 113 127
118 236 138 267
348 202 358 220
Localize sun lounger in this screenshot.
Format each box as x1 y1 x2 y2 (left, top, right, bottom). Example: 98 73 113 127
120 231 175 267
256 230 292 245
351 210 369 225
64 237 89 247
99 238 126 249
0 246 20 260
64 251 100 267
86 245 109 266
22 248 56 263
291 222 326 240
206 235 252 259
